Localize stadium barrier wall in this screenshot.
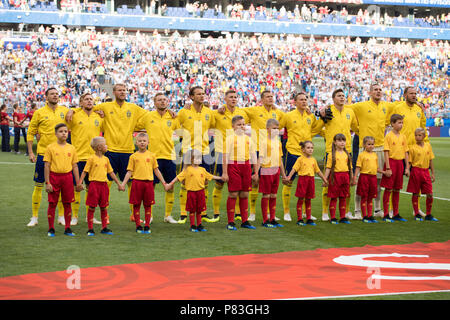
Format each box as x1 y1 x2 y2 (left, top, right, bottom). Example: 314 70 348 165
428 126 450 137
0 9 449 40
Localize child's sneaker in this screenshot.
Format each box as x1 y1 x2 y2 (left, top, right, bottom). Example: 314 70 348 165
339 217 351 224
47 228 55 237
136 225 144 234
101 228 114 235
322 213 330 221
424 215 438 222
190 225 199 232
177 216 187 224
64 228 75 236
270 219 284 227
330 218 339 224
70 217 78 226
197 224 207 232
362 217 371 223
143 226 151 234
87 229 95 236
368 216 379 223
296 219 306 226
393 215 407 222
248 213 256 221
382 216 395 223
241 221 256 229
414 214 424 221
262 221 276 228
226 222 237 231
305 219 316 226
235 214 242 221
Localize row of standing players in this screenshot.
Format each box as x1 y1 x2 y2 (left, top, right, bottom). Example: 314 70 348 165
24 84 438 236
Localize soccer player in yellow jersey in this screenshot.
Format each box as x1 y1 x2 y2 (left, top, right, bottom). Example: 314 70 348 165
346 83 398 219
26 87 69 227
242 90 285 221
211 89 249 222
66 92 103 226
135 93 180 224
67 83 148 222
391 87 429 147
315 89 359 221
176 86 216 224
279 92 322 222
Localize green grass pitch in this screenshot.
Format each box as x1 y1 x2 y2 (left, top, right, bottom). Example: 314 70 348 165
0 137 449 300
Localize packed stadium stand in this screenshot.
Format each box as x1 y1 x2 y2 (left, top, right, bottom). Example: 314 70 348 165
0 1 448 133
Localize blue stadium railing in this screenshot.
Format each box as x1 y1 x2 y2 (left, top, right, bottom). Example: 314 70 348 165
0 6 449 40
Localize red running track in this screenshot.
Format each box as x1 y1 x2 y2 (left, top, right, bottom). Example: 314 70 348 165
1 241 449 300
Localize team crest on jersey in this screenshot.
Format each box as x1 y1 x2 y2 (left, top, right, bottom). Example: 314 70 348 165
167 120 172 127
307 118 311 125
272 113 276 119
79 121 83 125
417 112 421 118
68 153 71 157
94 120 99 126
151 120 155 123
346 113 350 120
259 114 263 117
205 114 210 121
382 108 386 114
60 112 65 119
127 110 131 118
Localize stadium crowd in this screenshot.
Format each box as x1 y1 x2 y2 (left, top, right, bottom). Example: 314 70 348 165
0 28 448 118
1 0 449 29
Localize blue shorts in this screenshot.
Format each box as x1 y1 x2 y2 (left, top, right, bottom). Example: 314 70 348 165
105 151 132 182
33 154 45 184
73 161 89 186
284 152 300 181
213 152 223 176
154 159 177 184
352 135 360 173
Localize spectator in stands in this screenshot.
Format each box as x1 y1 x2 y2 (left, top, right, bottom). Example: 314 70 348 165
1 104 12 152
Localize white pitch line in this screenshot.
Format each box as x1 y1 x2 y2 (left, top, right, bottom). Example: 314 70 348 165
282 289 450 300
0 162 34 165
